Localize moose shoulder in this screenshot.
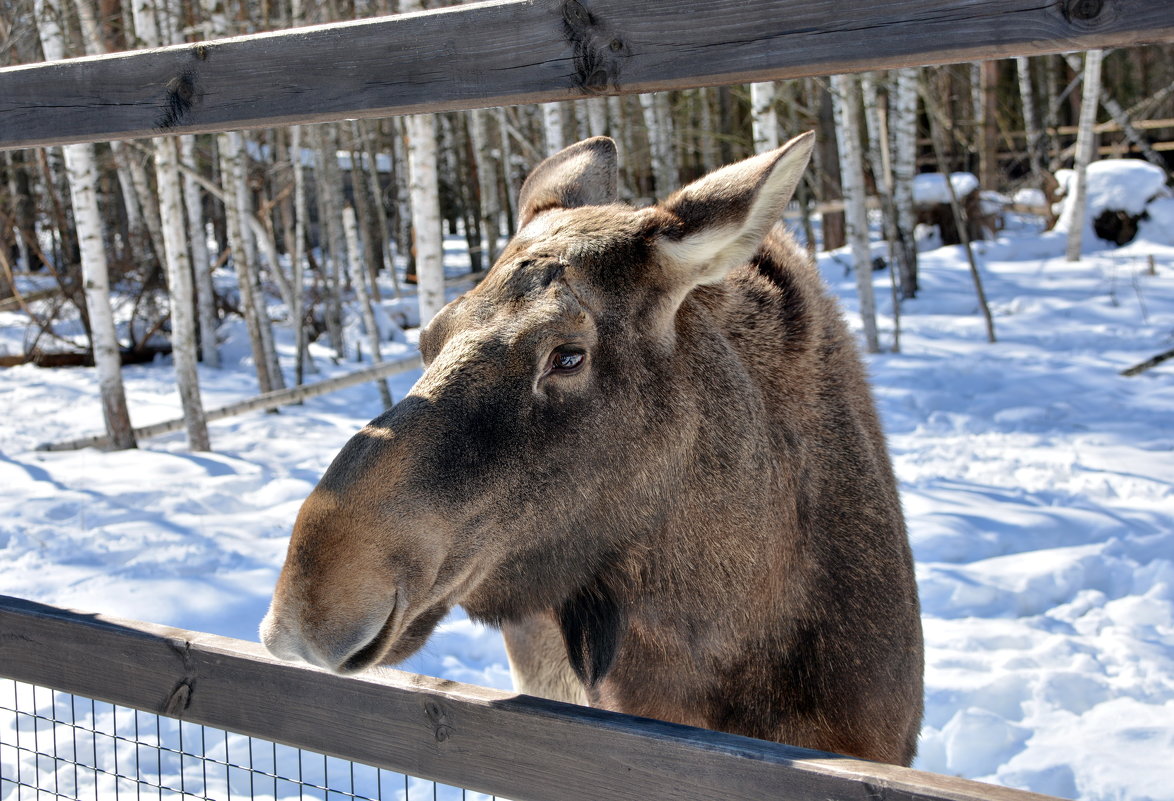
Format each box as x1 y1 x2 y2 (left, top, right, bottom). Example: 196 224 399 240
262 132 924 766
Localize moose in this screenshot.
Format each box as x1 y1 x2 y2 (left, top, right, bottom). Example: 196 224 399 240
262 132 924 765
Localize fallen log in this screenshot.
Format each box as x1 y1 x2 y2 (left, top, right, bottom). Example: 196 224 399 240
36 352 423 451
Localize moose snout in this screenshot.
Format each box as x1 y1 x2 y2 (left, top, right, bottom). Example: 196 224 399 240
261 587 405 673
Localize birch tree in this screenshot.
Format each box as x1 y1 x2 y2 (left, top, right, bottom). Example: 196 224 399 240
180 135 219 368
830 74 880 354
36 0 136 449
131 0 209 450
541 103 565 156
750 82 780 154
343 206 394 409
639 92 677 195
406 112 446 325
1066 49 1105 262
890 67 920 298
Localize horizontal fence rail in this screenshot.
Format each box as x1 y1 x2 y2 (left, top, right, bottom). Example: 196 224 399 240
3 0 1174 150
0 595 1058 801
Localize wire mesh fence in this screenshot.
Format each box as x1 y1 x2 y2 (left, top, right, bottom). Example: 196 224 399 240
0 679 492 801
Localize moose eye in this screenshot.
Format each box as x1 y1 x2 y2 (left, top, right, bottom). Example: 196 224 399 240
550 349 586 374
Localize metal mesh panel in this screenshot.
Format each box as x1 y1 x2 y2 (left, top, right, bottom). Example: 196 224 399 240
0 679 493 801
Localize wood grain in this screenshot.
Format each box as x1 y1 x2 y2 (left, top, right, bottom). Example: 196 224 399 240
3 0 1174 150
0 594 1058 801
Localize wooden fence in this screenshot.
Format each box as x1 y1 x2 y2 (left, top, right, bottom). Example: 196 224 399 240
2 0 1174 151
0 595 1057 801
4 2 1174 799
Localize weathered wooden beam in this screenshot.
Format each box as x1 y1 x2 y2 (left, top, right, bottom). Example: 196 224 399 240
35 352 424 452
3 0 1174 150
0 594 1057 801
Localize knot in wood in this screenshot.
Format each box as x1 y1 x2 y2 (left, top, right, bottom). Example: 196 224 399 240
561 0 625 94
1063 0 1105 22
156 68 200 130
424 700 454 743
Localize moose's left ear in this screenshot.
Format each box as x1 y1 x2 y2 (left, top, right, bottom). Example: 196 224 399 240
654 131 815 289
517 137 619 230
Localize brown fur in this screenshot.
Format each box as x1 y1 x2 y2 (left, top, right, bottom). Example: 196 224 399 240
262 133 924 765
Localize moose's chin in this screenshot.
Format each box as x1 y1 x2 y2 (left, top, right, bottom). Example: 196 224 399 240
345 600 452 674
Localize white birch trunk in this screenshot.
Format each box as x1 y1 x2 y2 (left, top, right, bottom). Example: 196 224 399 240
750 82 779 154
831 73 880 354
406 113 446 326
180 135 219 369
312 124 348 357
541 102 565 156
219 132 277 392
36 0 137 450
586 98 608 138
355 120 401 298
469 109 502 265
1066 49 1104 262
132 0 210 449
290 125 310 385
639 92 677 195
891 67 920 298
343 206 393 409
697 88 719 173
1016 56 1046 183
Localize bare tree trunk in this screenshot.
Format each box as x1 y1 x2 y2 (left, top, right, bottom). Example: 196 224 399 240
586 98 608 138
180 135 219 368
357 119 402 297
342 205 393 409
311 124 347 357
290 124 310 386
132 0 210 450
696 88 719 174
469 109 502 265
406 113 445 326
639 92 677 195
1016 57 1047 185
923 74 997 344
978 60 1000 191
891 67 920 298
1066 49 1105 262
541 102 565 156
220 131 278 392
36 0 137 450
831 74 880 354
1061 52 1164 170
750 82 779 154
816 82 846 251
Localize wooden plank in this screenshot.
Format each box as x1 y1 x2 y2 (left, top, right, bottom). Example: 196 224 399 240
34 352 424 451
4 0 1174 150
0 594 1057 801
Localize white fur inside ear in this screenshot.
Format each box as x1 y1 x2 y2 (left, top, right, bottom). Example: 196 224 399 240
656 132 813 287
657 223 745 285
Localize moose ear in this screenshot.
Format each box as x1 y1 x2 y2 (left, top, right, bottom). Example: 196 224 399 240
517 137 619 230
655 131 815 288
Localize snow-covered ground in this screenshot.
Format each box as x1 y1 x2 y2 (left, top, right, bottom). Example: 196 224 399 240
2 190 1172 799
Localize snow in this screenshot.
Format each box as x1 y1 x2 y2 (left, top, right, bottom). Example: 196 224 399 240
2 214 1174 799
1054 159 1172 246
913 171 980 205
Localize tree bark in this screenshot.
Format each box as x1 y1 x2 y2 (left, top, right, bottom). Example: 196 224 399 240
36 0 137 450
750 81 780 154
1065 49 1105 262
180 135 220 369
891 67 920 298
135 0 210 450
343 205 394 409
639 92 677 195
406 113 446 326
831 74 880 354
